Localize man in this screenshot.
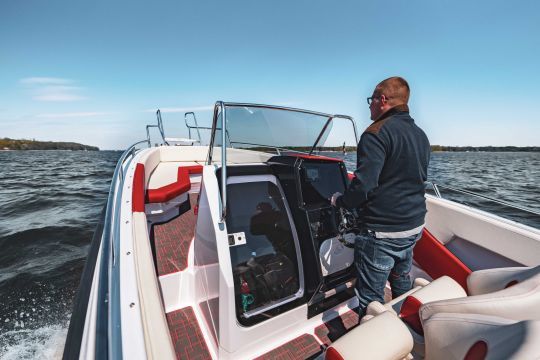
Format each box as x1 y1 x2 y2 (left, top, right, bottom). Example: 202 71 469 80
331 76 430 315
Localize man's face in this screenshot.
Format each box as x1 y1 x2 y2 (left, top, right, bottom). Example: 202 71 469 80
369 93 382 121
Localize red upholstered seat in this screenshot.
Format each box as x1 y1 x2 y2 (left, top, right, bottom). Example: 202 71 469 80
146 165 203 203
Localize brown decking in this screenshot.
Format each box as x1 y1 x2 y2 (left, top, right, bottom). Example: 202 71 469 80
254 334 323 360
167 306 212 360
153 194 197 276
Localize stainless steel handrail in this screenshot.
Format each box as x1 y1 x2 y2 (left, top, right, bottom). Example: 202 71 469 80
426 181 540 217
156 110 168 145
146 110 172 147
184 112 202 144
425 181 442 198
221 102 341 118
220 102 227 222
146 125 159 148
95 140 146 359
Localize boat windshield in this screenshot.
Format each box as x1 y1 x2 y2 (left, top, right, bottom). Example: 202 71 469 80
210 103 345 158
208 102 357 221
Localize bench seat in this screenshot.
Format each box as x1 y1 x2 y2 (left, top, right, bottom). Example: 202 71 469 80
146 164 203 203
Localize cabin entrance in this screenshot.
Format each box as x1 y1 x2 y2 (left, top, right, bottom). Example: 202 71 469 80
226 173 305 326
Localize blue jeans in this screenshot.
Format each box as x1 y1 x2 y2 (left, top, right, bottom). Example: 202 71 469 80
354 229 421 315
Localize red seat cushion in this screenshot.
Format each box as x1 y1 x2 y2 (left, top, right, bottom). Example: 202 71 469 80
413 229 471 292
146 165 203 203
132 163 146 212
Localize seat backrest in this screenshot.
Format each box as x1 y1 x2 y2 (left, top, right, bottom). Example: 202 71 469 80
467 265 540 296
423 313 540 360
420 271 540 323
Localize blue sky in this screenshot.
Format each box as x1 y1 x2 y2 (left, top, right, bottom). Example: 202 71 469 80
1 0 539 150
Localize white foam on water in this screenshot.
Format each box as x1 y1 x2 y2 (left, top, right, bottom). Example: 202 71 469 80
0 324 67 360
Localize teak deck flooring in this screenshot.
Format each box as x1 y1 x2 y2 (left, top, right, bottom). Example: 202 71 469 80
152 194 197 276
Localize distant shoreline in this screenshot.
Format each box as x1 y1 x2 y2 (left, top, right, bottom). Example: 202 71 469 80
1 138 99 151
1 139 537 152
288 146 540 153
429 145 539 152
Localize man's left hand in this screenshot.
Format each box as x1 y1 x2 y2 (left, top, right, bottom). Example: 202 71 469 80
330 192 342 207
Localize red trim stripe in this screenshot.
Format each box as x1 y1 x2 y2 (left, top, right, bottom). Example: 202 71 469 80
413 229 471 292
399 295 424 335
294 154 342 162
132 163 146 212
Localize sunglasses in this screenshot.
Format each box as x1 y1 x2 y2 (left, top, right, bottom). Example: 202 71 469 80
366 95 388 105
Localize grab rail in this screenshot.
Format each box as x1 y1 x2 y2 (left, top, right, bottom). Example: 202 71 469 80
220 102 227 222
95 139 146 359
156 110 168 145
426 181 540 217
184 112 203 144
145 110 168 147
146 125 159 148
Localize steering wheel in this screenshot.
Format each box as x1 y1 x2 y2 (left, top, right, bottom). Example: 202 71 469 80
329 206 357 248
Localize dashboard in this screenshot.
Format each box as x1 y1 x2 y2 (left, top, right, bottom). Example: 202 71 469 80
299 161 347 209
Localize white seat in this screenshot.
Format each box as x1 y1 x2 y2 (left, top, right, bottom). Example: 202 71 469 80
366 266 540 358
367 266 540 335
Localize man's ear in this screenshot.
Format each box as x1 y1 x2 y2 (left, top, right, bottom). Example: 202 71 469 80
380 95 388 105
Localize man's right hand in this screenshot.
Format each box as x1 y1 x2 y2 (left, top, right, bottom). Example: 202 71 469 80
330 192 342 207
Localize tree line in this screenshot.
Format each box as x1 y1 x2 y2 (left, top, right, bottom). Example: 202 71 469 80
0 138 99 151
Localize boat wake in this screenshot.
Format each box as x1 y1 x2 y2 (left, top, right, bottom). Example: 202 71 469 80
0 324 67 360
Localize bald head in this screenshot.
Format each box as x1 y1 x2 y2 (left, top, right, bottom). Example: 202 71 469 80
374 77 410 106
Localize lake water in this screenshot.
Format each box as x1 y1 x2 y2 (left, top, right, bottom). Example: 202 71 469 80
0 150 538 359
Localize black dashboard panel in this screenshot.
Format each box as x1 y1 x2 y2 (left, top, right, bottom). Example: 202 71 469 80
298 161 347 209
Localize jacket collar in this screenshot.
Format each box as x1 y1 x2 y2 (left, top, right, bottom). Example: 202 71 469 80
376 104 409 121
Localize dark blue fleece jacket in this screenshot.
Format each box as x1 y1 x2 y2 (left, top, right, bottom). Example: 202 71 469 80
336 105 430 232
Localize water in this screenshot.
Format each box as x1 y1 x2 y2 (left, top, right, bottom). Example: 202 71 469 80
0 150 538 358
0 150 120 359
338 151 540 228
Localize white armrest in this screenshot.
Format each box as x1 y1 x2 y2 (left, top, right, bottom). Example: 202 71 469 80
410 276 466 304
413 277 430 287
328 312 413 360
365 279 432 317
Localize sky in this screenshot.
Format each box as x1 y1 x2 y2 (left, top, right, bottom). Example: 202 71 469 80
1 0 539 150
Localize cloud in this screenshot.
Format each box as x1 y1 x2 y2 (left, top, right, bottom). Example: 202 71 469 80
20 77 87 102
19 77 73 85
36 111 115 118
144 105 214 113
